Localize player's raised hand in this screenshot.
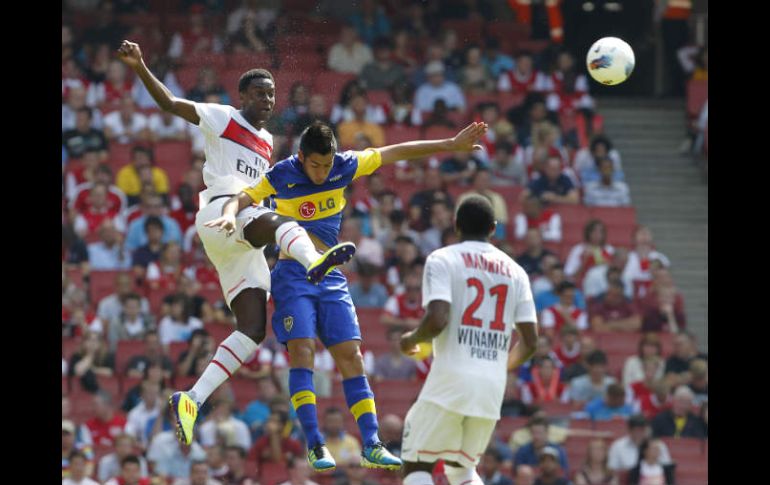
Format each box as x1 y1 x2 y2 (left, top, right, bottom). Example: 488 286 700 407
204 214 237 237
449 122 488 152
117 40 144 68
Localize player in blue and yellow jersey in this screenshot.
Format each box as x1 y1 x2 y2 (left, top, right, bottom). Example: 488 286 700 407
205 121 488 471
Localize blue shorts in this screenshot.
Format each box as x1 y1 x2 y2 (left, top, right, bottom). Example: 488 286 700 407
270 259 361 348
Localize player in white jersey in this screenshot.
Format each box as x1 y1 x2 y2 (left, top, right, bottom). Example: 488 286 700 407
117 41 357 445
398 195 539 485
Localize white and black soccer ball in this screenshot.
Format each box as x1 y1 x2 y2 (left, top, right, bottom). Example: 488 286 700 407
586 37 635 86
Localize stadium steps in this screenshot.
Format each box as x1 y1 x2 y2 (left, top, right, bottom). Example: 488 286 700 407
598 98 708 352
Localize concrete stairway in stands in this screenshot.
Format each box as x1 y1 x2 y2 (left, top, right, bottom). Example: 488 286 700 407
598 97 708 351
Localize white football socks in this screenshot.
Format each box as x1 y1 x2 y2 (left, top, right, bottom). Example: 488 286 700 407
189 331 257 404
275 221 320 269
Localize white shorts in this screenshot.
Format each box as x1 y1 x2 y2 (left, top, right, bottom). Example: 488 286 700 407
401 400 498 469
195 198 273 307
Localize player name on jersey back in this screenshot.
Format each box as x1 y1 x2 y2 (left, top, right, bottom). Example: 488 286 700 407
418 241 537 419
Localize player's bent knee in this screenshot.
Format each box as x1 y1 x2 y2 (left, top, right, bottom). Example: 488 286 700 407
241 327 266 345
288 339 315 368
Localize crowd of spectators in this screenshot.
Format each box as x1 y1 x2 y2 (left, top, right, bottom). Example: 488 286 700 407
63 1 706 485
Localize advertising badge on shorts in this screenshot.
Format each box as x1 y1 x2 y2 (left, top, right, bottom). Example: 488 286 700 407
283 315 294 332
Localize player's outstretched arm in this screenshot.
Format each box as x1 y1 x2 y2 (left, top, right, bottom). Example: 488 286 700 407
117 40 200 125
507 321 538 371
377 122 488 166
399 300 451 355
203 192 255 236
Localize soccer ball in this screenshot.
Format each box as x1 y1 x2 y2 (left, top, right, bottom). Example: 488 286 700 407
586 37 635 86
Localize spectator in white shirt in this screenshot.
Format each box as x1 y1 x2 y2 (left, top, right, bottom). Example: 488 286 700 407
583 157 631 207
88 219 131 271
149 110 190 141
327 24 373 75
124 380 162 448
98 435 149 482
514 195 562 242
63 450 100 485
104 96 149 144
199 397 252 450
148 432 207 481
413 61 466 114
607 415 672 473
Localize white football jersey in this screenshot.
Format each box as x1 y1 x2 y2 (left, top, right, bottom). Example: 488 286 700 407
418 240 538 420
193 103 274 208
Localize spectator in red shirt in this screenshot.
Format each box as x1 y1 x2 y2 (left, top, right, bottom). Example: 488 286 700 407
72 164 127 215
170 184 198 234
381 272 424 329
86 390 128 448
622 226 671 301
540 281 588 338
73 182 125 239
249 410 303 466
66 146 101 199
514 195 562 243
522 357 568 405
146 242 191 294
223 445 257 485
103 455 151 485
627 357 662 413
554 324 582 369
638 270 686 333
588 281 641 333
564 219 614 284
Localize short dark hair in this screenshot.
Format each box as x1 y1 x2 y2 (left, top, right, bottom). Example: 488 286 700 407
607 383 625 398
299 121 337 157
325 406 344 416
595 156 614 169
583 219 606 243
76 107 92 118
590 134 613 152
455 195 495 238
124 292 141 303
238 68 274 93
495 140 513 153
120 455 141 467
586 349 608 366
628 414 648 429
555 281 576 294
144 216 164 233
527 416 548 429
69 450 87 462
373 36 393 51
484 447 503 462
132 145 153 161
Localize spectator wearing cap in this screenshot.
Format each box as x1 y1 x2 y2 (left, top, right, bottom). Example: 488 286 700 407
608 415 673 474
328 24 374 75
414 60 466 113
514 417 569 472
540 282 588 339
650 386 707 439
534 446 572 485
479 447 514 485
349 262 389 309
588 280 641 333
360 37 406 90
585 383 634 421
565 350 617 407
583 158 631 207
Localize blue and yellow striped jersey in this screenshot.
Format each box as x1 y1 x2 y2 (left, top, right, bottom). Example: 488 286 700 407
243 149 382 247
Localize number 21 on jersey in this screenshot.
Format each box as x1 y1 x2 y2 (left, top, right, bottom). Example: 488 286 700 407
462 278 509 331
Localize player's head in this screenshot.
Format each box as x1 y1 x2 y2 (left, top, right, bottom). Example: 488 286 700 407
455 195 496 241
298 121 338 185
237 68 275 124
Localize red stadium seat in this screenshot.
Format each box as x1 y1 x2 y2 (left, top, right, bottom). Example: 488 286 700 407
540 400 574 417
95 375 121 397
374 379 423 403
62 375 71 394
592 418 629 438
227 52 274 71
177 52 228 71
383 125 421 146
121 376 142 395
465 93 498 113
272 70 317 95
516 40 551 55
496 416 529 442
661 437 706 459
154 141 193 189
107 144 135 172
89 270 127 306
486 21 531 44
589 207 637 226
366 89 392 107
605 224 636 248
115 340 147 375
597 332 637 356
68 386 97 422
231 377 261 410
553 204 591 228
175 67 200 92
204 322 236 346
422 126 458 141
168 341 188 365
312 72 358 99
441 19 485 44
63 338 80 361
174 375 198 391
